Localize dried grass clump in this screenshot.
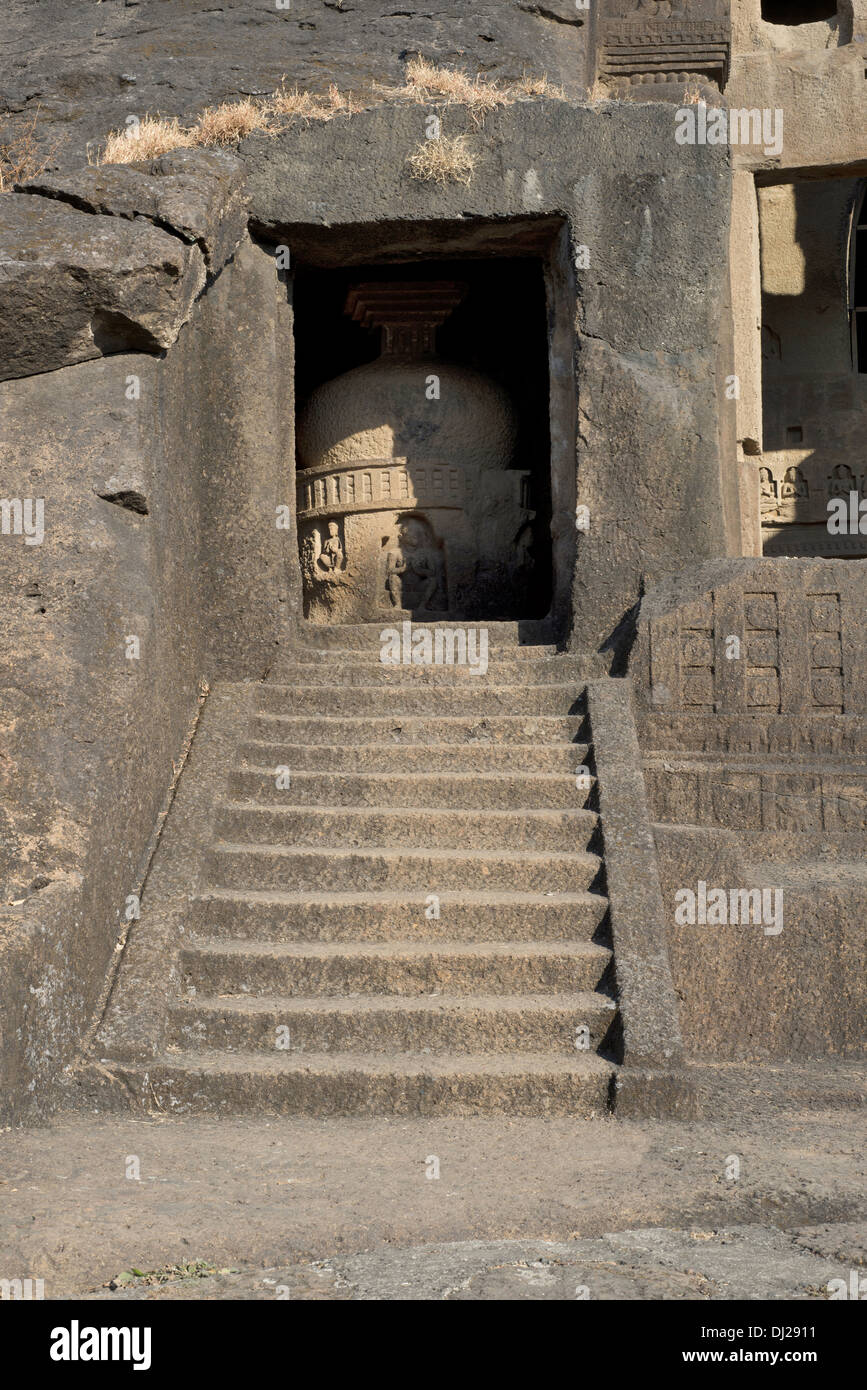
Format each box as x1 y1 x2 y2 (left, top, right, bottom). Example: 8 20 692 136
513 74 566 100
267 80 354 122
321 83 355 118
193 97 274 146
403 57 502 118
93 80 355 166
267 84 322 121
402 58 564 118
0 108 66 191
98 115 194 166
407 133 477 186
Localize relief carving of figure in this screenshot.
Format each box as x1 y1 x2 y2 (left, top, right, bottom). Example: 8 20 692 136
781 465 808 500
320 520 345 574
513 521 535 574
385 515 444 612
301 520 347 588
828 463 856 498
759 466 778 515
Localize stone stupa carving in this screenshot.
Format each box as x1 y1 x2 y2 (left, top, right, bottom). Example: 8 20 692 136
295 281 535 622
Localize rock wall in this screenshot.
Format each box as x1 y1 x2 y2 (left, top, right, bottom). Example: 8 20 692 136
0 154 295 1121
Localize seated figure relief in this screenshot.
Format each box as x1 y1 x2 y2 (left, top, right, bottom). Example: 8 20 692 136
301 520 347 587
828 463 857 498
781 465 808 499
759 466 779 517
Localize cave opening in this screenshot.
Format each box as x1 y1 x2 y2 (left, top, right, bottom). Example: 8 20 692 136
292 255 554 624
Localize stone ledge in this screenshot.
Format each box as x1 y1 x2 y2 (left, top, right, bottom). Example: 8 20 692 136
612 1066 700 1120
586 677 694 1116
18 147 249 273
94 684 257 1067
1 149 249 382
0 193 206 381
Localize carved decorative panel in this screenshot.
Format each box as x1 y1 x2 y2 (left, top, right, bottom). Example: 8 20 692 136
596 0 730 99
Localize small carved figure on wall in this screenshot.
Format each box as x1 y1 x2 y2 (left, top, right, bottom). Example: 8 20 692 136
385 515 444 612
514 521 536 574
759 466 779 518
301 520 347 589
781 464 808 500
320 520 345 574
828 463 857 498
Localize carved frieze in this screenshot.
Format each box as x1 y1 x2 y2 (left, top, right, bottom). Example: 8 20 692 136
297 460 472 520
596 0 730 99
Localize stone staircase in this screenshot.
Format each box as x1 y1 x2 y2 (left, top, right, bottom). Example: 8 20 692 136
100 624 623 1116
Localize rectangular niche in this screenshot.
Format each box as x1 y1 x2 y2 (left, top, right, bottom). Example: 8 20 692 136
289 223 569 626
758 175 867 558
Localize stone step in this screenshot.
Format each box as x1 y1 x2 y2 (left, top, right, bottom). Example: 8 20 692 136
180 939 614 996
237 740 591 774
294 621 555 651
259 685 582 717
115 1050 615 1117
287 643 561 664
229 767 595 809
211 802 600 852
270 658 583 686
204 844 604 894
247 714 587 746
190 888 610 942
168 991 618 1054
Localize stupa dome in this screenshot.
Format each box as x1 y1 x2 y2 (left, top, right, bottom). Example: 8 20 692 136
297 356 517 477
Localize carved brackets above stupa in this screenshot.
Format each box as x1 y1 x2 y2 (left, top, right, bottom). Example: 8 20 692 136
595 0 730 102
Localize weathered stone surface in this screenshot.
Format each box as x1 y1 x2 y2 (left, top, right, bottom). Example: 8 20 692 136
728 47 867 177
0 236 293 1122
2 0 591 171
654 824 867 1061
633 560 867 1063
0 192 205 380
0 347 202 1116
18 148 248 273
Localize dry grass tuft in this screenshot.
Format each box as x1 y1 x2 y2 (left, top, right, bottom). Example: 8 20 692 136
98 115 195 166
403 57 501 118
513 73 566 100
267 83 323 121
193 97 273 146
402 58 564 118
0 108 67 191
407 133 477 186
93 79 354 165
268 80 355 122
